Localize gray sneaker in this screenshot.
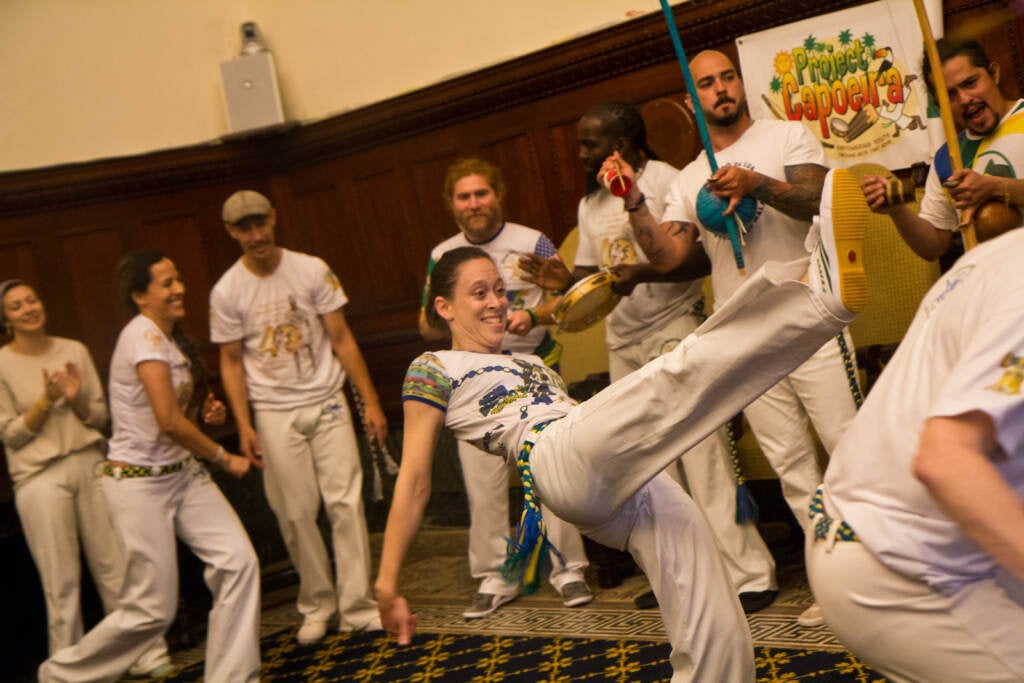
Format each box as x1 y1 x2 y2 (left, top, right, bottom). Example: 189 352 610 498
463 592 517 619
560 581 594 607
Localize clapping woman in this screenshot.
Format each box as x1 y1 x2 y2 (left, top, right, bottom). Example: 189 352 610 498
0 279 173 678
39 251 262 683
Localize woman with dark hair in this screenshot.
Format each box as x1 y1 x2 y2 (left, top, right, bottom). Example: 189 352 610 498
376 169 868 683
39 251 262 683
0 279 173 678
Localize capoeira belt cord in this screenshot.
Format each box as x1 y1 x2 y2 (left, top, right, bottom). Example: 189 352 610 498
809 487 858 543
693 299 758 524
835 332 864 408
350 387 400 502
503 418 565 595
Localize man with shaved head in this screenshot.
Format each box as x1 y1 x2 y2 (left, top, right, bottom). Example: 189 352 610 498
610 50 865 627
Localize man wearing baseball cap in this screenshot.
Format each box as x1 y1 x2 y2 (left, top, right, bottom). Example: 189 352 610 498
211 190 387 644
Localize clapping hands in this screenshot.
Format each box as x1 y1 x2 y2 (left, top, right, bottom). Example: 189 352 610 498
42 362 82 402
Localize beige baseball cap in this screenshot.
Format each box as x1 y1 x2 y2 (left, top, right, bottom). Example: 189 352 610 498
222 190 272 224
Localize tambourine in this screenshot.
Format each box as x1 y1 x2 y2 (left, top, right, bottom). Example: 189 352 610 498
553 272 621 333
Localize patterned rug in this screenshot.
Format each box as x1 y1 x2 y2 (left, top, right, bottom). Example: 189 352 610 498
170 628 883 682
162 528 887 682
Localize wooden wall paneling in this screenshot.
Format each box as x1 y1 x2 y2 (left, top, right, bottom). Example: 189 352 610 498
0 239 41 296
523 126 576 243
288 179 345 271
477 131 551 236
545 116 590 238
56 225 126 378
346 166 423 317
408 150 462 262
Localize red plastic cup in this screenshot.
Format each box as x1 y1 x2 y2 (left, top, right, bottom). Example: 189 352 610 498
600 169 632 197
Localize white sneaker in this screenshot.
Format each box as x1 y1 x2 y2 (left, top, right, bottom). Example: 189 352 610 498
809 167 869 319
296 617 330 645
797 603 826 628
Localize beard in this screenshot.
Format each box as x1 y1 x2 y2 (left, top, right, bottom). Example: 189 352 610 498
456 209 502 241
705 105 744 128
584 166 602 196
704 95 746 128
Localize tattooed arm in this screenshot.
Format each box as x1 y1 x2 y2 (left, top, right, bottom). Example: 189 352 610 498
597 151 705 274
626 200 703 274
708 163 827 222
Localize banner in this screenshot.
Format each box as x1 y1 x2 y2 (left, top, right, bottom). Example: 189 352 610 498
737 0 945 169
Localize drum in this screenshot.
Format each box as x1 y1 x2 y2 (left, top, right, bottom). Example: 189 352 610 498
553 272 621 333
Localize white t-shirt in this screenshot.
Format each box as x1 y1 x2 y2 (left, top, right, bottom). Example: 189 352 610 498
576 159 704 348
663 119 825 305
402 350 576 466
919 99 1024 233
423 222 557 355
107 315 194 466
210 249 346 410
823 229 1024 595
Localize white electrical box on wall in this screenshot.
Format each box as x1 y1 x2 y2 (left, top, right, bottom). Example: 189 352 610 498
220 51 285 134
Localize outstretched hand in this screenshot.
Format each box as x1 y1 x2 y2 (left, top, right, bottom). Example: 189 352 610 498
518 253 572 291
379 593 419 646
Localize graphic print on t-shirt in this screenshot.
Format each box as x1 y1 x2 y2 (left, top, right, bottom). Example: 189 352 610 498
256 295 318 376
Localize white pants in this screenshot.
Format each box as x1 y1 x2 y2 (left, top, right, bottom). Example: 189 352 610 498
743 329 859 535
15 447 169 671
808 538 1024 682
530 258 849 682
608 311 777 594
40 458 261 683
457 440 588 597
256 390 378 629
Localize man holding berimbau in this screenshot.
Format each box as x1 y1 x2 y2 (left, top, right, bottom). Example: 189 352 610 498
616 50 864 628
861 38 1024 260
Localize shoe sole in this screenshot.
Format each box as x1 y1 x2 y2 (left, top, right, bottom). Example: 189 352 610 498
562 595 594 607
827 168 869 313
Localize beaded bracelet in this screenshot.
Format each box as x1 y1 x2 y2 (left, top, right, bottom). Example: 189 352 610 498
212 445 226 465
526 308 539 327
